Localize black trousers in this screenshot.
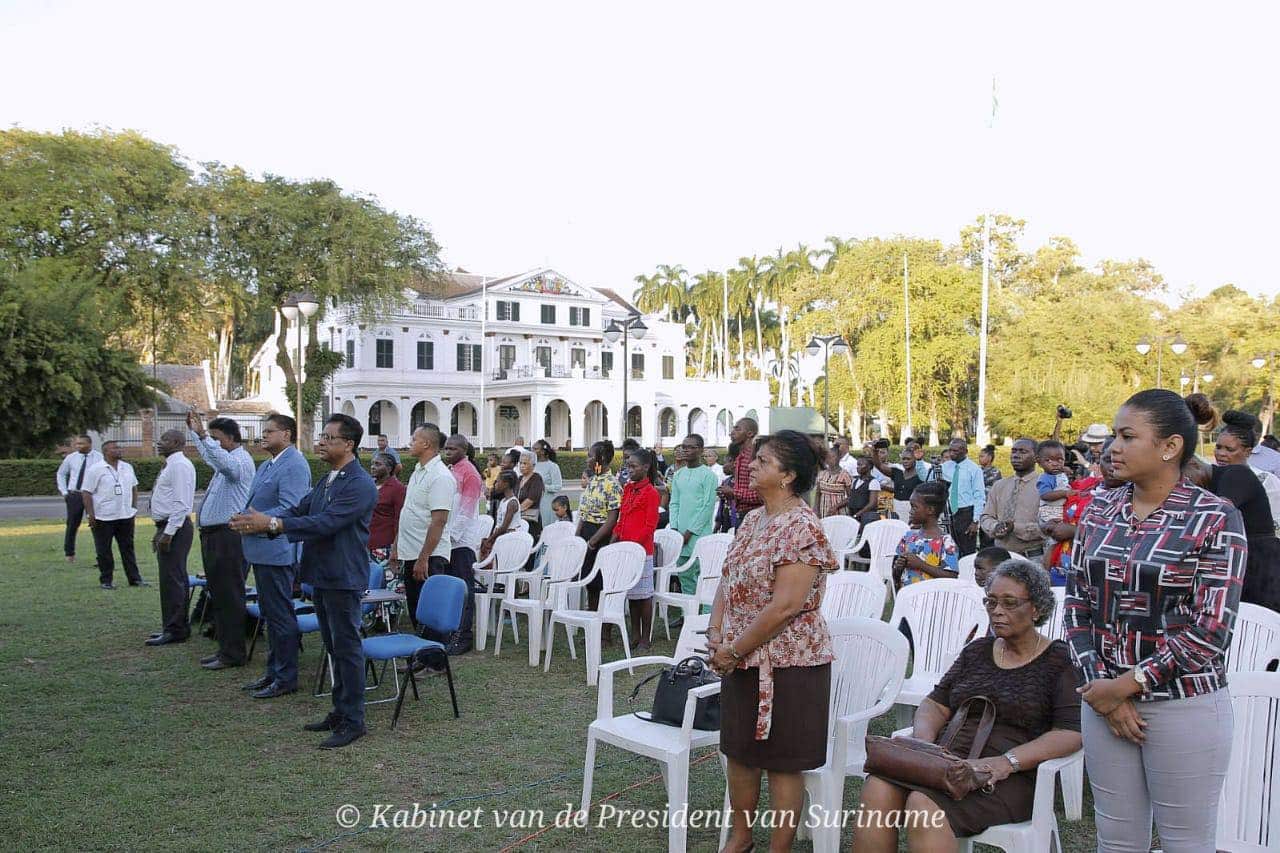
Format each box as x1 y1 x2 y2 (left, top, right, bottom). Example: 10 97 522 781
201 525 247 665
951 505 977 557
92 517 142 585
402 555 450 632
446 547 476 645
64 493 86 557
155 519 193 638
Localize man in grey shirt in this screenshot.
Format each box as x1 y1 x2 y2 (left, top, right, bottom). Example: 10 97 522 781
978 438 1046 558
146 430 197 646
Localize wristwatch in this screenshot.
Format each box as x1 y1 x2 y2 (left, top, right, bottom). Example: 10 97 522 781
1132 666 1148 692
268 517 281 536
1003 751 1020 772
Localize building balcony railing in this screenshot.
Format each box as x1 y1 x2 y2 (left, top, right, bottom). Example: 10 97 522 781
406 303 478 321
490 365 620 381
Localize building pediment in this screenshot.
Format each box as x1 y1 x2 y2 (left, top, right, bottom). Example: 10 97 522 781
491 270 601 301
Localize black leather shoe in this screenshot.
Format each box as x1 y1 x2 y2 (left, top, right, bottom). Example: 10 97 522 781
201 657 242 670
130 579 151 587
145 632 186 646
303 713 340 732
444 637 473 656
100 583 115 590
242 675 273 691
200 654 221 665
252 682 298 699
318 724 367 749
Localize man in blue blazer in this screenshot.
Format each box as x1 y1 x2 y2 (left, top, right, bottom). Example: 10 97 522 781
232 414 377 748
238 412 312 698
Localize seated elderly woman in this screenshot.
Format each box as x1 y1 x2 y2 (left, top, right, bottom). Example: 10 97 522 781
852 559 1082 851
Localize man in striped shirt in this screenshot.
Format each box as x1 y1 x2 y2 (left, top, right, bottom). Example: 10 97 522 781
717 417 762 529
188 411 256 670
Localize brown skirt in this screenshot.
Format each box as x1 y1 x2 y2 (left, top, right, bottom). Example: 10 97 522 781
719 663 831 771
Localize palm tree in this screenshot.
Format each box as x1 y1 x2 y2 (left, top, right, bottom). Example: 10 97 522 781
736 255 768 378
633 271 666 316
655 264 689 323
689 270 727 378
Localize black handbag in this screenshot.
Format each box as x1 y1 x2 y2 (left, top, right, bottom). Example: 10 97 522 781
629 655 721 730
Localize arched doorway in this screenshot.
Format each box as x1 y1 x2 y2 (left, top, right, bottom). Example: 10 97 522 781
714 409 733 446
688 407 708 438
626 406 642 440
410 400 439 431
368 400 399 446
544 399 571 449
584 401 608 447
659 407 677 439
495 403 520 448
450 402 478 439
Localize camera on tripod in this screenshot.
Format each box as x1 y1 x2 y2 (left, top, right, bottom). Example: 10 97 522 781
1057 405 1073 419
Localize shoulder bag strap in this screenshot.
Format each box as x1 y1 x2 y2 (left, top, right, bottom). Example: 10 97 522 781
937 695 998 759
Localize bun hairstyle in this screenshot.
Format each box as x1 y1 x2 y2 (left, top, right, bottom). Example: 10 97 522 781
1122 389 1201 465
982 444 996 455
763 429 822 496
591 439 615 466
1184 392 1220 431
1220 409 1261 449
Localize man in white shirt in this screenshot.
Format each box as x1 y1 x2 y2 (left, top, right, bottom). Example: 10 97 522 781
836 437 859 479
146 430 197 645
507 435 527 457
393 424 457 631
1251 440 1280 477
702 448 726 482
56 435 103 563
81 440 145 590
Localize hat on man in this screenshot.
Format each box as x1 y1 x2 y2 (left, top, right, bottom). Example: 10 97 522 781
1082 423 1110 444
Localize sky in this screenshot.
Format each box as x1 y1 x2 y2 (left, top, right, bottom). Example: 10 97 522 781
4 1 1278 303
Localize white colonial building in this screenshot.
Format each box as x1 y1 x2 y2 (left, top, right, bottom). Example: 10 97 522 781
245 268 770 450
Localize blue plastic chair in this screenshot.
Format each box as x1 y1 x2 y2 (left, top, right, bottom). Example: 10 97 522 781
361 574 466 728
307 563 389 695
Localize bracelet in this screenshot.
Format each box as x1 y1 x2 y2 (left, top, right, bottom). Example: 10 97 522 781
725 643 742 662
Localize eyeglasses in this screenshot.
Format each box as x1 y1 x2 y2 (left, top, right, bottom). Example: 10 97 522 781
261 427 282 436
983 595 1031 611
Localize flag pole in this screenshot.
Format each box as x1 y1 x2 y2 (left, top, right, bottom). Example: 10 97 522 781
479 275 488 450
903 252 912 441
976 76 997 446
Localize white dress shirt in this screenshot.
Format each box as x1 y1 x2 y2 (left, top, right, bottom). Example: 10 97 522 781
1250 443 1280 477
81 460 138 521
151 451 196 535
838 453 859 479
397 455 457 561
57 449 104 496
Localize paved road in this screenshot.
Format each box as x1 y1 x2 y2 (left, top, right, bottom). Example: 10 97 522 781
0 484 587 521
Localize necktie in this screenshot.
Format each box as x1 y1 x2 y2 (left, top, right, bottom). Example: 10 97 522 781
949 464 960 514
75 455 88 490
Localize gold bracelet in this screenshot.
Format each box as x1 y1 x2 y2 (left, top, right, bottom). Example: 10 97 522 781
725 643 742 662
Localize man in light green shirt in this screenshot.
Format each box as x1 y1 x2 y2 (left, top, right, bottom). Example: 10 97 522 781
669 433 719 595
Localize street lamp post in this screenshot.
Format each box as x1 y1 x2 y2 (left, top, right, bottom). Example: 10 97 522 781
281 293 320 439
806 334 850 444
1135 333 1188 389
603 314 647 443
1254 351 1277 434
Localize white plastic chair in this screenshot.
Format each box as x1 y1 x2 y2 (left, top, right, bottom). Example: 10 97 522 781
890 579 988 723
1217 670 1280 851
719 618 909 853
582 613 719 853
653 533 734 640
651 527 686 597
495 536 587 666
545 541 645 685
1225 602 1280 674
957 553 977 585
820 570 887 621
1042 587 1067 643
821 515 861 570
893 499 911 520
471 532 534 652
531 520 576 571
888 720 1083 853
849 519 909 598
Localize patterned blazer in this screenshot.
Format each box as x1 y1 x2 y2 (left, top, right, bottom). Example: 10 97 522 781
1064 480 1247 701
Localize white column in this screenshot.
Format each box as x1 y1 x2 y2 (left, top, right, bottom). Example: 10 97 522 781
570 403 586 451
484 398 497 451
398 398 411 447
529 391 543 444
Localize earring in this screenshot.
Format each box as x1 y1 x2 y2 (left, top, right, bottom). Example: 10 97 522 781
1162 455 1171 461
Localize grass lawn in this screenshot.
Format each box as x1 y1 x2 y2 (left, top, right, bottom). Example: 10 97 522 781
0 519 1097 851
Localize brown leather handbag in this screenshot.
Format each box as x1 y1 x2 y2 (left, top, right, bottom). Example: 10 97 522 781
864 696 998 800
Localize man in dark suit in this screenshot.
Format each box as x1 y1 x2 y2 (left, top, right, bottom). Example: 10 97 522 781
232 414 377 748
236 412 312 699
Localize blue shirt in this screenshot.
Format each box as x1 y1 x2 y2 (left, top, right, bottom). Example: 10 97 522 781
379 445 401 467
192 434 255 526
940 457 986 516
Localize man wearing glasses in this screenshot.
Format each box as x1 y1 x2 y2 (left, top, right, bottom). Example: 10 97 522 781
236 412 311 699
232 414 377 748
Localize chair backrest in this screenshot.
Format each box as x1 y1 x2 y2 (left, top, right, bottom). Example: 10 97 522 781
415 573 468 634
653 528 684 569
892 500 911 521
536 520 576 553
957 553 977 585
542 537 589 610
890 578 988 678
301 582 315 599
827 617 910 762
821 515 860 552
594 541 646 619
368 561 385 591
1041 587 1067 643
865 519 910 557
672 612 712 660
490 531 535 576
693 533 735 579
469 514 495 543
1226 602 1280 674
1217 670 1280 851
821 571 888 621
509 517 529 535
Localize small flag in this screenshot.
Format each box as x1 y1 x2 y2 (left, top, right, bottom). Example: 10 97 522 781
988 76 999 128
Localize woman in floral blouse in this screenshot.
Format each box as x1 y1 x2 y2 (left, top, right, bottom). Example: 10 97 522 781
706 430 837 853
576 440 621 614
1065 390 1247 852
